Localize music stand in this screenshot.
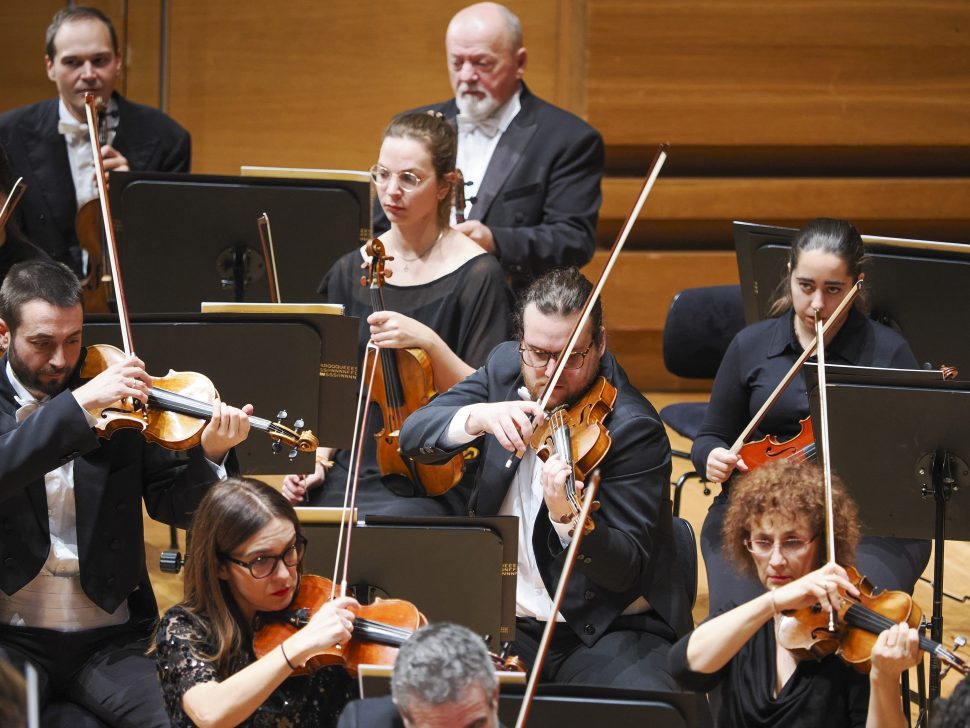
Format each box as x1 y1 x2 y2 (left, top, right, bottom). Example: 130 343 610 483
733 221 970 371
297 513 517 651
109 170 370 312
806 363 970 708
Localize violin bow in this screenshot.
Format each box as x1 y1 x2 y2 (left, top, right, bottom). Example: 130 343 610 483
514 472 601 728
729 281 862 454
506 144 669 468
256 213 282 303
0 177 26 230
83 93 135 355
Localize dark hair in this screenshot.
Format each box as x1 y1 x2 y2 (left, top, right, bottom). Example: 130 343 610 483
382 111 457 228
392 622 497 715
0 260 82 334
176 477 303 677
768 217 868 316
932 673 970 727
514 267 602 343
46 6 119 59
723 460 860 580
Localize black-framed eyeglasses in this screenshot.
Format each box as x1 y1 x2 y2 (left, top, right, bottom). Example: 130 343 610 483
221 534 307 579
519 341 595 370
369 164 427 192
743 536 816 558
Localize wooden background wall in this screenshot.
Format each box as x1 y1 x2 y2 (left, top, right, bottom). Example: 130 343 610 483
2 1 968 389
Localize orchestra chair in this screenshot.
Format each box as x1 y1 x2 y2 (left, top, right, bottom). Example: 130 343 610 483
660 285 745 516
674 516 699 609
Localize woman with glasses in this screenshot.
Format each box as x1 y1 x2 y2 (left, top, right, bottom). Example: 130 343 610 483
690 217 929 614
282 111 511 516
669 460 921 728
155 477 359 728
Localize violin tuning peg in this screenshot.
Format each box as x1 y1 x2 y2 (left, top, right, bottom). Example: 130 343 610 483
294 418 304 429
288 448 298 460
954 636 967 653
276 409 287 421
271 441 282 454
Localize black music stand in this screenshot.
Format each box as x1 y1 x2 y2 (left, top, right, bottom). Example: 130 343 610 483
806 364 970 713
733 221 970 372
109 170 370 312
298 513 517 652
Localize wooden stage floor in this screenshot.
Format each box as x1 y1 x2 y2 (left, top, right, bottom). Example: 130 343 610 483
143 392 970 700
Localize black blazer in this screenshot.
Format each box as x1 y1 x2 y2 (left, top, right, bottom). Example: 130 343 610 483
0 348 229 633
400 342 692 645
376 84 603 292
0 94 191 270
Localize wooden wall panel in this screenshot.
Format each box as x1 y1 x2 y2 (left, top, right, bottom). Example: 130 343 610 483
587 1 970 148
165 0 573 175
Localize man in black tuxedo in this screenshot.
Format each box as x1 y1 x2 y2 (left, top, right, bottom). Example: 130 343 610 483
376 2 603 294
0 260 251 727
400 268 692 690
0 6 190 276
338 623 502 728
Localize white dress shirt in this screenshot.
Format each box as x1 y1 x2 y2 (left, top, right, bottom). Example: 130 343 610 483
453 89 522 223
57 97 118 210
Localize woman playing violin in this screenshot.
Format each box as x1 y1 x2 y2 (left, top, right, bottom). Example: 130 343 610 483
669 460 921 727
283 111 511 516
155 477 359 728
692 217 930 613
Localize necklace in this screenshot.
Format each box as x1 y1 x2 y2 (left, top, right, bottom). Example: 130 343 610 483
396 229 445 272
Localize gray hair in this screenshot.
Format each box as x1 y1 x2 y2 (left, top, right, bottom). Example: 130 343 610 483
391 623 497 711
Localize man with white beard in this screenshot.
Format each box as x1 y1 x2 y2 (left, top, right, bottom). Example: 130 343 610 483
375 2 604 294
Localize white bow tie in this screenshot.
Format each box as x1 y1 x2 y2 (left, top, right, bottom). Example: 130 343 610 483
456 115 500 139
57 118 89 141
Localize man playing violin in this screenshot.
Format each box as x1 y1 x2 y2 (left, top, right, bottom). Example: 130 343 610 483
400 266 692 690
0 259 251 727
0 6 190 276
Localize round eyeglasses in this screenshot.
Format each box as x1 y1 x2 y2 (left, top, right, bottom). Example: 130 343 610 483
370 164 427 192
519 342 594 370
743 536 816 558
221 535 307 579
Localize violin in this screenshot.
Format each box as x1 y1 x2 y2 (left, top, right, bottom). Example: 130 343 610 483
252 573 525 676
253 574 426 677
738 417 815 469
80 343 317 455
75 98 115 314
362 239 463 496
778 564 967 676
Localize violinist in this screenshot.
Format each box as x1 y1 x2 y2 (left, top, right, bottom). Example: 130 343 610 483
155 477 359 728
0 145 49 286
399 267 692 689
282 110 510 516
0 6 190 276
668 460 921 728
0 259 251 727
692 217 930 614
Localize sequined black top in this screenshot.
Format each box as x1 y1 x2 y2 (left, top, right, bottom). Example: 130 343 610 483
156 605 357 728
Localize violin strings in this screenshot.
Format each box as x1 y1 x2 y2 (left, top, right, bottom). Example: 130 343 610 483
354 617 413 646
845 604 964 667
149 387 275 434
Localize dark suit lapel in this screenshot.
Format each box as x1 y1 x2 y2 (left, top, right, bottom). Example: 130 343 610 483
112 94 159 169
20 100 76 221
469 91 538 222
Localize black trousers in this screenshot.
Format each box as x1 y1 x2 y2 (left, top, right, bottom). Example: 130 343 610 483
702 490 934 616
0 621 169 728
513 611 679 691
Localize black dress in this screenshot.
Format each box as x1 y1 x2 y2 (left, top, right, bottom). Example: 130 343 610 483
155 605 357 728
312 250 512 516
690 309 931 613
668 613 870 727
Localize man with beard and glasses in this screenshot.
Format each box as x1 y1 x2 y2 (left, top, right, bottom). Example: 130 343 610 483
0 6 190 277
374 3 603 295
0 259 251 727
399 267 691 690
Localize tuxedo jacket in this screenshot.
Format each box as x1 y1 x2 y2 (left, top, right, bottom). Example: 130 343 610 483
0 348 229 634
337 696 507 728
376 84 603 292
400 342 692 646
0 93 190 270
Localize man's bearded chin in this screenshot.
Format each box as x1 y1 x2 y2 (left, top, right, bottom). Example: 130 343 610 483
8 343 71 397
455 84 500 121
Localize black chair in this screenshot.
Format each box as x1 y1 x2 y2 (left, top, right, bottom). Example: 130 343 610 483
660 285 745 516
674 516 698 609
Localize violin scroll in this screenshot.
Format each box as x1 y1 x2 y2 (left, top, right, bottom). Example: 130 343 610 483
268 410 319 458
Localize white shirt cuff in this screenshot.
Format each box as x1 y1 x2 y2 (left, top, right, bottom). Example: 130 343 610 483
442 405 481 449
549 512 576 547
205 456 228 480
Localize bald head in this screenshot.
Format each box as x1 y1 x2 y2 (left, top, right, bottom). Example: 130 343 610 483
446 3 526 120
